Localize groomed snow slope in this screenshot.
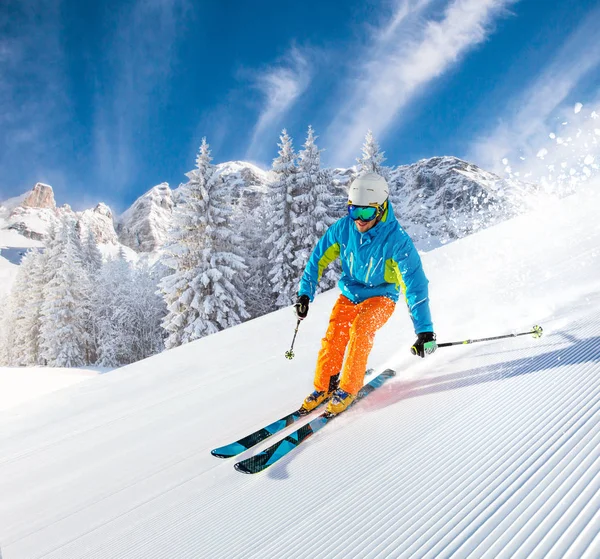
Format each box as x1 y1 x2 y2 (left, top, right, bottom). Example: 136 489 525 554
0 185 599 559
0 368 101 413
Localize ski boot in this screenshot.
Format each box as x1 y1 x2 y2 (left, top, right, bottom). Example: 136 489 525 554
325 388 356 416
299 373 339 415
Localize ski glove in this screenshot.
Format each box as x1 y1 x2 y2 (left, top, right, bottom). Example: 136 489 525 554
411 332 437 358
294 295 310 320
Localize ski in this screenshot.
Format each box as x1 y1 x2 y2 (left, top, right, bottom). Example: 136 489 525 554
211 407 318 458
234 368 396 474
211 369 375 459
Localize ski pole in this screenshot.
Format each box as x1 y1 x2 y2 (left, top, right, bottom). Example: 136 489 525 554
414 324 543 354
285 319 302 360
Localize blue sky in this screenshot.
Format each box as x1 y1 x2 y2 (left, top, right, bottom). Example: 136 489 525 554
1 0 599 212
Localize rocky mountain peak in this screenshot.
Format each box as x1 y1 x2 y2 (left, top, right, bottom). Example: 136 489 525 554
390 156 537 249
117 183 174 252
21 183 56 210
94 203 113 219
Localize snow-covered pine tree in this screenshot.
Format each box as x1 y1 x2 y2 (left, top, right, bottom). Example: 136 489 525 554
159 138 248 347
35 223 61 365
357 130 388 175
295 126 339 291
127 262 166 361
266 129 303 308
81 229 103 364
93 252 131 367
236 193 275 318
39 217 88 367
83 229 103 274
9 249 46 365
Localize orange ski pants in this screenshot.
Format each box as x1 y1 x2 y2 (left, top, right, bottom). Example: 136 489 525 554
314 295 396 395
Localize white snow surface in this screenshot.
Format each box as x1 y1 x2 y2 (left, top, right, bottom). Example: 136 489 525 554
0 367 100 412
0 185 600 558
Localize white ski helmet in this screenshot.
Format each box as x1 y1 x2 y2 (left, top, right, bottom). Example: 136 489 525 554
348 172 389 207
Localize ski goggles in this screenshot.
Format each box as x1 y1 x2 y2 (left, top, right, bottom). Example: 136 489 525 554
347 204 381 222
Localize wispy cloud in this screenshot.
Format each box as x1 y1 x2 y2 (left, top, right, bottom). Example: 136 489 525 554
245 47 311 161
92 0 190 193
325 0 516 166
468 4 600 173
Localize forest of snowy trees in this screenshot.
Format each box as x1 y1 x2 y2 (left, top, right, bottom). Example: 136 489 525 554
0 219 165 368
0 129 388 368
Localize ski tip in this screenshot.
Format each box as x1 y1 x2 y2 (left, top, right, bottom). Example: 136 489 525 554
211 450 233 459
211 441 246 458
234 462 255 474
383 368 397 377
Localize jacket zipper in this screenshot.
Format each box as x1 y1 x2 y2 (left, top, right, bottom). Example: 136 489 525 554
365 257 374 283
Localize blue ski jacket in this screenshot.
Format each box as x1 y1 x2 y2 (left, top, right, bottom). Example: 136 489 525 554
298 201 434 334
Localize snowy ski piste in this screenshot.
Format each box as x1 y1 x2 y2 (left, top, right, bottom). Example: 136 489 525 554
1 183 599 558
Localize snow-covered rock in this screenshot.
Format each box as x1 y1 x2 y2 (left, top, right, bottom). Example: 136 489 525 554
213 160 271 212
117 183 174 252
78 203 119 245
0 183 60 240
216 160 269 192
389 156 537 249
21 183 56 210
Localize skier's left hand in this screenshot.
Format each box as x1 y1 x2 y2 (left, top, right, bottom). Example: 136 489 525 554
411 332 437 358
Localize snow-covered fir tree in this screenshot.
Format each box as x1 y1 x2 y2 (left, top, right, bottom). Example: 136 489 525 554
160 138 248 348
128 262 166 360
93 251 131 367
80 229 104 364
296 126 338 291
236 193 275 318
93 250 163 367
357 130 388 175
39 218 89 367
83 229 103 274
266 129 303 308
8 249 46 366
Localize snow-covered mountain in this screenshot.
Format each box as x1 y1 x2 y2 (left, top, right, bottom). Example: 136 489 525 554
329 157 537 249
78 203 119 245
1 156 537 257
0 181 598 558
391 156 537 249
215 160 270 191
0 184 135 295
117 183 174 252
0 183 60 240
0 183 121 244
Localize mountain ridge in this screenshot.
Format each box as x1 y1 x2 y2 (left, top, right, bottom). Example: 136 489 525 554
1 156 535 254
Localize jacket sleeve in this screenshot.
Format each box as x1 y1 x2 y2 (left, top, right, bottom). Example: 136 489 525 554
392 230 434 334
297 221 341 302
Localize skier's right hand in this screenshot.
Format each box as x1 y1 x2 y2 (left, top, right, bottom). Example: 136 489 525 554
294 295 310 320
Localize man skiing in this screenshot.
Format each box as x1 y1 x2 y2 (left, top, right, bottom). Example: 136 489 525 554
295 172 436 416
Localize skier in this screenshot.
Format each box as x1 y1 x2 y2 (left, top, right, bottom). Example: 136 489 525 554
295 172 436 416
